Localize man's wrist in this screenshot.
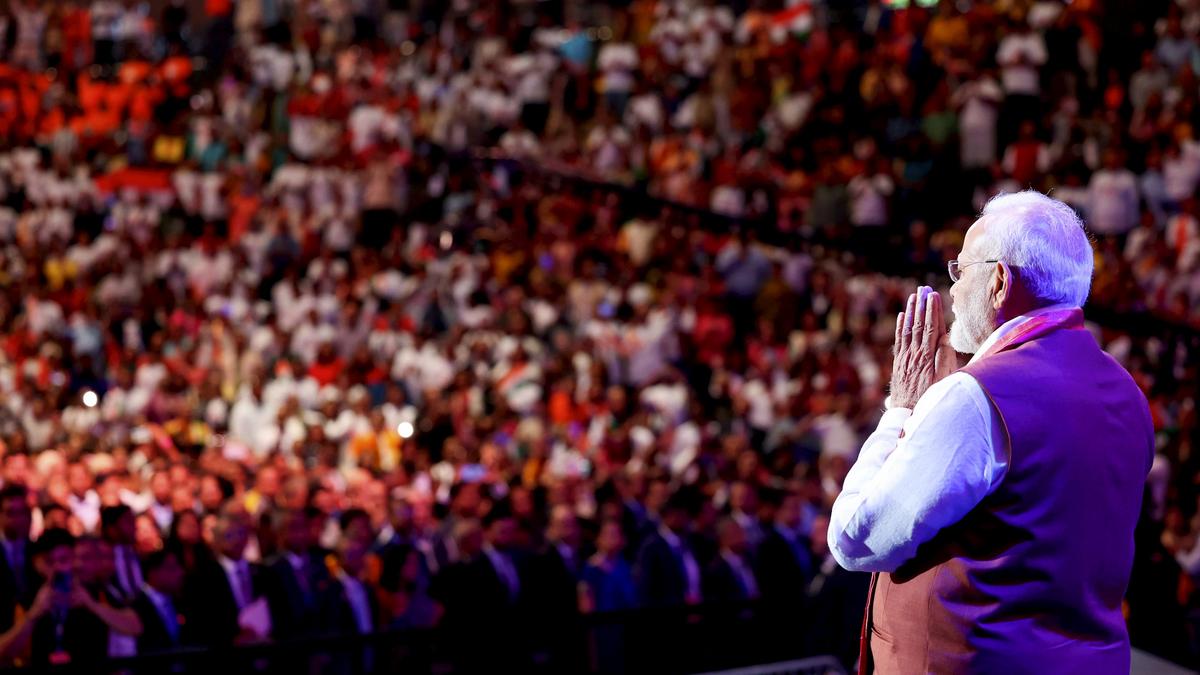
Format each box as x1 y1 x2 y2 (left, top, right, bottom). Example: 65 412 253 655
887 388 917 410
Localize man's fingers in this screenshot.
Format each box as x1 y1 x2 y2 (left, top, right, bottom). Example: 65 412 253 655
929 290 946 337
935 328 958 381
894 311 904 351
902 293 916 345
912 286 928 343
922 291 940 348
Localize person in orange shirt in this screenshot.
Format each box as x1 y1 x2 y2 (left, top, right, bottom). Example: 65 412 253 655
547 378 576 427
226 178 261 245
159 47 192 100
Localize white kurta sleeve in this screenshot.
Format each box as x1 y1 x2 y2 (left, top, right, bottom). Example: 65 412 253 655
829 372 1008 573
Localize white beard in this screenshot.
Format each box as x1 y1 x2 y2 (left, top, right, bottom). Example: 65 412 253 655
949 290 995 354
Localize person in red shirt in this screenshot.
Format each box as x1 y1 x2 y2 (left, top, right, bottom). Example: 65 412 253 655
307 343 346 388
1001 120 1049 187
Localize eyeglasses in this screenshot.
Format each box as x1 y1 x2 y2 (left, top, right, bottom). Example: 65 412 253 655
947 259 1000 283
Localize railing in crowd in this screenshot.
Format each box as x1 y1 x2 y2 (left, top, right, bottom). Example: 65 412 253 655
457 146 1200 342
5 598 854 674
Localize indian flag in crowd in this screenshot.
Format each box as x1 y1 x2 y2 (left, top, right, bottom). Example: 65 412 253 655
771 1 814 43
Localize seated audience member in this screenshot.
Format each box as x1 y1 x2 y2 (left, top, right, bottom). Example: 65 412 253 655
0 529 142 667
430 516 521 669
379 545 440 630
525 505 585 666
264 508 327 640
165 510 212 575
76 535 138 657
322 525 377 637
100 505 142 603
703 518 760 604
0 485 35 634
526 505 583 620
320 528 379 673
579 519 637 614
134 549 188 653
635 491 704 607
184 507 267 647
755 490 814 605
0 0 1192 668
804 516 871 670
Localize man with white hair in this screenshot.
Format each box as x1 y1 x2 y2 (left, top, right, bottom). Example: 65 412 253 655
829 191 1153 673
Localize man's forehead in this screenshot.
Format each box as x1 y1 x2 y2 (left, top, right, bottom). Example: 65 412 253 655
962 216 990 255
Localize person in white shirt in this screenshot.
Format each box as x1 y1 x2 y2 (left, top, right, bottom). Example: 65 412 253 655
498 120 542 159
229 380 273 453
996 21 1047 97
995 21 1047 147
848 160 894 228
509 48 557 135
585 116 633 174
143 472 175 534
68 464 102 533
1087 150 1140 235
829 192 1084 568
1162 138 1200 203
596 40 639 116
618 214 659 268
1129 51 1170 112
829 191 1152 673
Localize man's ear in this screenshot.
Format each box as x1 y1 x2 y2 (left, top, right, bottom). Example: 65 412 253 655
991 261 1013 311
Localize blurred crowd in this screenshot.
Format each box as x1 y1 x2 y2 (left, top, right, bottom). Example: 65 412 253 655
0 0 1197 670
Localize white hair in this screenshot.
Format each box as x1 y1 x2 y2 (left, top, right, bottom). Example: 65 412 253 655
977 191 1094 307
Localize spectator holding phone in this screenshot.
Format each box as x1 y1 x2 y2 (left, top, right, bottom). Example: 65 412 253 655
0 528 141 667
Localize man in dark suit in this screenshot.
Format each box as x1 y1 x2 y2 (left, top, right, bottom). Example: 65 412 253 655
631 490 704 673
431 482 483 571
0 484 35 634
805 515 869 670
183 506 266 647
524 505 584 669
374 497 437 601
525 505 581 618
478 504 524 615
429 519 487 629
321 509 376 634
704 517 760 604
755 490 814 606
319 529 379 674
433 503 527 670
133 549 187 654
728 482 765 550
634 490 703 607
429 516 514 672
264 508 327 640
100 505 142 604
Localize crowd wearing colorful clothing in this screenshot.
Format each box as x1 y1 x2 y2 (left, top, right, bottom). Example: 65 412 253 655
0 0 1197 670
